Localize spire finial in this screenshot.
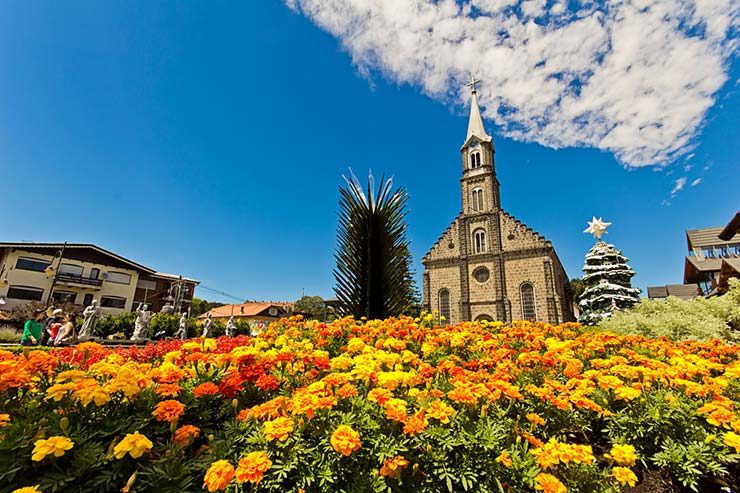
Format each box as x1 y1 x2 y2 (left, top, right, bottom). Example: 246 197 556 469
466 76 481 94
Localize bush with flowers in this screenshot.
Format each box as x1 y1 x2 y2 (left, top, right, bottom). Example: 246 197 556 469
1 314 740 492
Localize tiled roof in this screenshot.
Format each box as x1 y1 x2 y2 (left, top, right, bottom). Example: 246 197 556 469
200 302 286 319
686 228 738 249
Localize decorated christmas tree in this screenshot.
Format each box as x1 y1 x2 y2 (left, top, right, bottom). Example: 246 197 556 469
578 217 641 325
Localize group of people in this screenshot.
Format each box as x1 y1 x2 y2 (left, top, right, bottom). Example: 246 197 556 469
20 307 76 346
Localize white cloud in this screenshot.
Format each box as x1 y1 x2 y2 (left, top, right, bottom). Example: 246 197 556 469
284 0 738 167
671 176 688 196
691 177 702 186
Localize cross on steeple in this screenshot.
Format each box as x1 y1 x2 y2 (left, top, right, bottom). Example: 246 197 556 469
466 76 481 94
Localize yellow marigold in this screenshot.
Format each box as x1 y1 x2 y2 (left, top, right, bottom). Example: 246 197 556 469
11 487 41 493
606 443 637 466
495 451 513 468
379 455 409 479
45 382 76 402
113 432 153 459
235 451 272 484
0 413 9 427
263 417 294 442
612 467 638 487
173 425 201 447
614 386 641 401
31 436 74 461
723 431 740 453
203 460 235 492
534 473 567 493
152 399 186 423
73 382 110 407
331 424 361 456
526 413 546 427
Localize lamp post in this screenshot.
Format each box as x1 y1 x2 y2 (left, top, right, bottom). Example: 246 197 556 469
44 242 67 307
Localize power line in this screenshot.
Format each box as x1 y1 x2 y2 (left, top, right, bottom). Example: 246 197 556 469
197 285 245 303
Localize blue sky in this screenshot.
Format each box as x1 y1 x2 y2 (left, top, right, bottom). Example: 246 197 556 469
1 1 738 303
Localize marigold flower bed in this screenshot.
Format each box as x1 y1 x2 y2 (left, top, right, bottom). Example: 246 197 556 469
1 316 740 492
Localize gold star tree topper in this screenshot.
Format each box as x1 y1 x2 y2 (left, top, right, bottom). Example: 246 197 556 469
584 217 611 240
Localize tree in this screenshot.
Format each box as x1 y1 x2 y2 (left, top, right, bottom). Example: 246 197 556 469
294 295 327 321
190 298 224 318
333 171 418 319
578 240 640 325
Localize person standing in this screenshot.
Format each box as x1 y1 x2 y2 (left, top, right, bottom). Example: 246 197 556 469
21 310 45 346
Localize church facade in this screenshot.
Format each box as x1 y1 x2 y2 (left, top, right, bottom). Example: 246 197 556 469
422 82 573 325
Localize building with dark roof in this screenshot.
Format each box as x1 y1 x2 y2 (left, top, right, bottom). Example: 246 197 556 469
0 242 198 314
647 212 740 299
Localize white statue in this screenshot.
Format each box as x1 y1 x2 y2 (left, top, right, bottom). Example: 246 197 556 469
176 312 188 340
78 300 101 339
202 312 213 338
226 316 237 337
132 303 151 340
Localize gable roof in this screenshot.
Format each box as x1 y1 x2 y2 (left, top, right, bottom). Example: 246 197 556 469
0 242 156 273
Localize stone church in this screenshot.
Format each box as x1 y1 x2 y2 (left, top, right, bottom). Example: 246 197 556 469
422 81 573 325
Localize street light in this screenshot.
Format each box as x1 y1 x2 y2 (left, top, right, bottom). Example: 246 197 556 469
44 242 67 307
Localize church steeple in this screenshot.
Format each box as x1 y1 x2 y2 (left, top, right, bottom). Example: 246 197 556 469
459 76 500 212
465 77 492 144
461 77 493 150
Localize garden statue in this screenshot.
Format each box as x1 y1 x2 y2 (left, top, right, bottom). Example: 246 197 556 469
202 312 213 338
176 312 188 340
78 299 101 339
132 303 151 340
226 316 237 337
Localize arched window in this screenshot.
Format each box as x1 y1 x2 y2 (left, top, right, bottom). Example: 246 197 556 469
470 152 481 169
438 289 451 325
473 229 486 253
520 283 537 321
471 188 484 212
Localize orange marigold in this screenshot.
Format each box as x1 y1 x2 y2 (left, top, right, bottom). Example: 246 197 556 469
192 382 219 398
331 424 361 456
426 399 456 424
203 460 235 492
526 413 546 427
173 425 201 447
263 417 294 441
495 451 513 468
155 383 181 397
534 473 567 493
379 455 409 479
152 400 185 423
403 410 428 436
235 451 272 484
612 467 638 487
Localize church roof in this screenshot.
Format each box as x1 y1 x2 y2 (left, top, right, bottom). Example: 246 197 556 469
462 81 492 149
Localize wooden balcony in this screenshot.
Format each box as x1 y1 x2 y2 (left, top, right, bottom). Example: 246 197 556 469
56 273 103 288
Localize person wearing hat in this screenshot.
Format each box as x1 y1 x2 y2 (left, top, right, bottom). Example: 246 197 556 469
40 308 64 346
21 309 45 346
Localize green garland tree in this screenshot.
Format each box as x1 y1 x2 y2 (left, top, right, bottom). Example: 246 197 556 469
578 217 640 325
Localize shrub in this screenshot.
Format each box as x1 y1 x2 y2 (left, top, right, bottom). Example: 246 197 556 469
95 312 137 338
598 278 740 341
0 324 20 343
